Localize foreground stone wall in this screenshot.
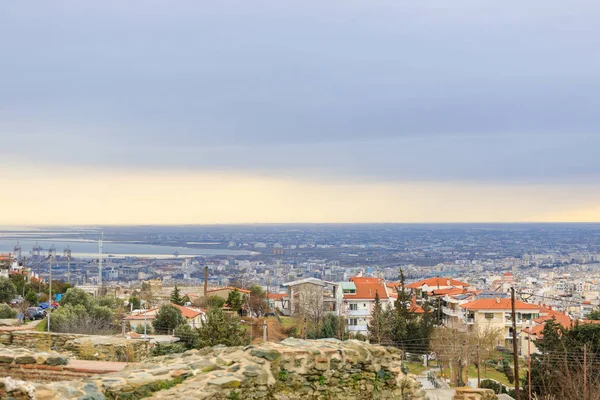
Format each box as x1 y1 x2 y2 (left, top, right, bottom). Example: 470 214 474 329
453 387 498 400
2 339 428 400
1 331 149 362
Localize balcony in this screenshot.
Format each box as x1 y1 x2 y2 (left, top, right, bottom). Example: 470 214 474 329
442 307 459 317
347 309 371 317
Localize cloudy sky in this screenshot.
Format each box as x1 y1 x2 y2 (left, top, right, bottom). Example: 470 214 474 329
1 1 599 224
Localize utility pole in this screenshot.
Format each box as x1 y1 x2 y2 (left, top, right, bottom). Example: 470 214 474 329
98 233 103 289
47 245 56 333
528 318 532 400
511 286 521 400
584 343 587 400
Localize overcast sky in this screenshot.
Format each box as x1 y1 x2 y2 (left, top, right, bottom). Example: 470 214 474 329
1 1 599 224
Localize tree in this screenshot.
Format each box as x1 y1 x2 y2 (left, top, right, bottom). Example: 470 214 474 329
226 289 244 313
0 277 17 303
152 304 186 334
195 308 250 348
206 296 226 309
170 285 183 305
527 319 600 400
128 296 141 310
247 284 269 317
51 289 117 334
588 307 600 320
25 291 38 305
367 290 388 344
61 288 95 310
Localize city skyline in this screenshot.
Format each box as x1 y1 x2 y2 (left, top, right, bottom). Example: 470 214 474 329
1 1 599 224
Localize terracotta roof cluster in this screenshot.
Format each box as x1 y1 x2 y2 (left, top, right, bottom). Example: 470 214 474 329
461 298 539 311
267 293 286 300
405 277 470 290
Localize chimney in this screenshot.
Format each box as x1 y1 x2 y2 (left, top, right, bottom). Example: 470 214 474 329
496 297 500 304
204 266 208 297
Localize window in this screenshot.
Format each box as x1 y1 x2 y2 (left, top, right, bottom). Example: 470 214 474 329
485 313 494 319
349 318 358 326
349 304 358 311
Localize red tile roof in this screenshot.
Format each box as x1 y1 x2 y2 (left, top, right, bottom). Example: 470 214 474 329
405 277 470 290
461 298 539 311
207 287 251 294
267 293 286 300
346 277 389 300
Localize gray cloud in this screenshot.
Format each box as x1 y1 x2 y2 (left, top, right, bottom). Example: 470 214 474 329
1 0 599 183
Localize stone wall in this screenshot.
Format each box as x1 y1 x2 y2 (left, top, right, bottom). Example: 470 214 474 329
2 339 429 399
1 331 149 362
453 387 498 400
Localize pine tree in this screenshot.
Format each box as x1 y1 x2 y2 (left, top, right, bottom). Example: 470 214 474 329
368 290 387 344
170 284 183 305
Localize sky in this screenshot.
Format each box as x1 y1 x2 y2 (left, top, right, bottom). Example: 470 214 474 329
1 1 599 224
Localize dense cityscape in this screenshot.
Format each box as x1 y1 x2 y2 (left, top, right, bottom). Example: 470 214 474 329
2 224 600 398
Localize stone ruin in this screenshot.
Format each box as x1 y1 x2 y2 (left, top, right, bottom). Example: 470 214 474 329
1 338 429 399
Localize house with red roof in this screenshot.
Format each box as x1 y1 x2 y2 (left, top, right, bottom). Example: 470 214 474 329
404 277 471 297
342 277 391 335
458 297 540 348
124 303 206 333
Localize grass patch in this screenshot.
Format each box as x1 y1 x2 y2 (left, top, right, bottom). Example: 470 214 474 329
467 364 516 387
404 362 428 375
34 319 48 332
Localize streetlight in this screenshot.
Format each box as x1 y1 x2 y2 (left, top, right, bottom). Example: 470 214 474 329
47 245 56 333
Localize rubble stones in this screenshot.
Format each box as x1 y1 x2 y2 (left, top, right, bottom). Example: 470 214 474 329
1 339 427 400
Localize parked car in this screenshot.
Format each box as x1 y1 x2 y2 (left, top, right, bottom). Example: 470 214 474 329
24 307 46 321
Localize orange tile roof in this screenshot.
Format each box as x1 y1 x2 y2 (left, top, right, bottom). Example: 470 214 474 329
461 298 539 311
267 293 286 300
405 277 470 290
171 303 204 319
346 277 389 300
431 287 468 296
124 304 204 320
207 287 251 294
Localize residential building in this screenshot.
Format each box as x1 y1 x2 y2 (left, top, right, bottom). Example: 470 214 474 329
124 303 206 332
459 298 540 348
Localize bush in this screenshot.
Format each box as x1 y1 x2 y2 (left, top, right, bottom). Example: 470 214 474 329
135 323 154 335
150 343 187 356
195 308 250 348
50 289 118 334
502 362 515 384
0 304 17 318
174 323 199 349
480 379 503 394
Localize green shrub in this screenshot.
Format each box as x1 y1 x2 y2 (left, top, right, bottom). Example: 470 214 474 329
150 343 187 356
0 304 17 318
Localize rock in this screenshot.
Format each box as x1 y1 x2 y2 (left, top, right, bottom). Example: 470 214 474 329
208 377 242 389
45 356 68 366
14 355 37 364
250 349 281 361
0 355 14 363
170 369 192 379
